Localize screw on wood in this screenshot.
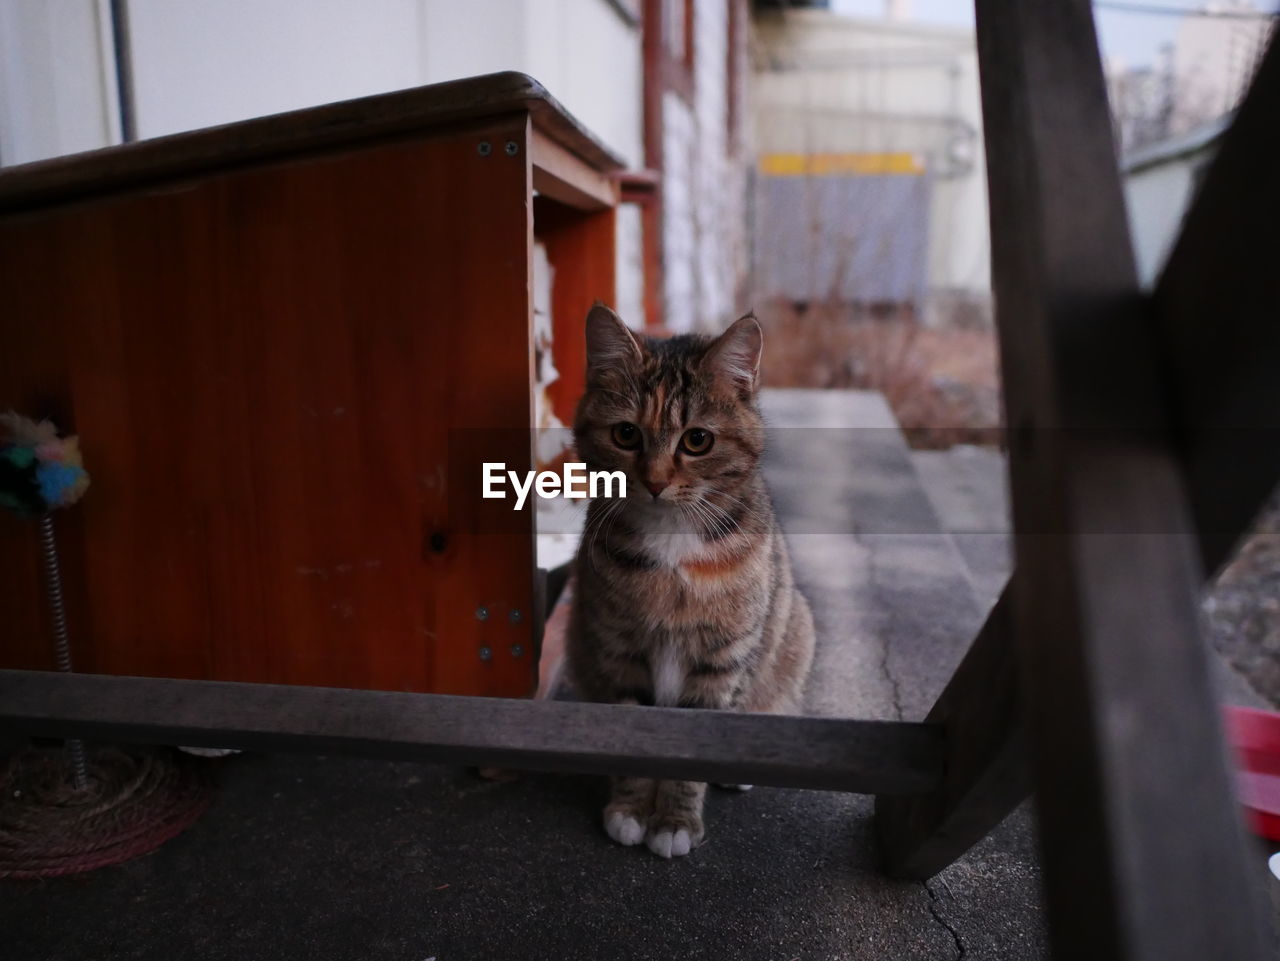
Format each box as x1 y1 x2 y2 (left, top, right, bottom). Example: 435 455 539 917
477 141 492 156
504 141 519 156
475 606 489 621
478 647 493 661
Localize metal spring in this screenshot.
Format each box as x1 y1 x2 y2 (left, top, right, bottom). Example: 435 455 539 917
39 516 72 671
39 514 88 790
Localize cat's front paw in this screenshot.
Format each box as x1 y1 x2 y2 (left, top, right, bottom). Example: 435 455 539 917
604 808 648 846
645 816 704 859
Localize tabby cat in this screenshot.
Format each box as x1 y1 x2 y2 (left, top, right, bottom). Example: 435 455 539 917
567 304 815 859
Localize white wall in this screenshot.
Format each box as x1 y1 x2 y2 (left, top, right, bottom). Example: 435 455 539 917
662 0 749 333
127 0 428 137
0 0 120 165
122 0 643 166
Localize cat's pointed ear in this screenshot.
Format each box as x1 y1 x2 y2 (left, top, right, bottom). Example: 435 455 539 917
704 312 763 395
585 302 643 382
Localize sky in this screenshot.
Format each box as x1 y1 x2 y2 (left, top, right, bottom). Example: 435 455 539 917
827 0 1276 70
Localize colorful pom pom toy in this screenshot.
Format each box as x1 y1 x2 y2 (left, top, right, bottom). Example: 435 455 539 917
0 413 90 517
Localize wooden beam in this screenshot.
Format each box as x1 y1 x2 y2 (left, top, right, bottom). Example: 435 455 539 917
535 197 618 425
615 168 660 205
974 1 1267 958
0 71 624 215
876 582 1030 879
1152 37 1280 577
530 129 619 211
0 670 945 796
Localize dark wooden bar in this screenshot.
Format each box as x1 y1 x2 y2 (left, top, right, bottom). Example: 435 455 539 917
0 670 945 797
972 0 1267 958
1152 37 1280 577
0 72 618 215
876 584 1029 879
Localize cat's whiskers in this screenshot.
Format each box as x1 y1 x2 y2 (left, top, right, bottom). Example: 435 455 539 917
705 488 771 530
701 500 743 541
697 492 769 542
582 498 625 573
601 494 631 558
598 498 627 559
681 497 730 543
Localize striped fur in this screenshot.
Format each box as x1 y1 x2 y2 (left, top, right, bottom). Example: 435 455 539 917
567 305 815 858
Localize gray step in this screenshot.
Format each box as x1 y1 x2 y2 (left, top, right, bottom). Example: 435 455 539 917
762 390 989 723
759 389 1044 955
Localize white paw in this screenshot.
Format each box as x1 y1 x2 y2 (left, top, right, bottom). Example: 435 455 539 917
717 783 753 791
604 810 646 846
645 827 693 859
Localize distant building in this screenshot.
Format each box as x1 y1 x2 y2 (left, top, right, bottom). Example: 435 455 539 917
751 5 990 324
1169 0 1273 134
1106 1 1273 154
1111 3 1271 285
1123 115 1228 287
1108 54 1175 153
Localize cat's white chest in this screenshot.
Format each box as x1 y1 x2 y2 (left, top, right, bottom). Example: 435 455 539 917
640 528 706 568
650 644 685 707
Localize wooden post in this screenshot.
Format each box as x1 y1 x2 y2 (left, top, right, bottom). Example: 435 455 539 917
970 1 1266 958
877 584 1029 880
879 33 1280 907
1150 36 1280 577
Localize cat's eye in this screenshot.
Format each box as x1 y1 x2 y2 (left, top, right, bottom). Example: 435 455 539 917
611 422 642 450
680 428 714 455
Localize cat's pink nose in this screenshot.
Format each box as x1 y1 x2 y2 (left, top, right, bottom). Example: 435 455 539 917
645 481 668 499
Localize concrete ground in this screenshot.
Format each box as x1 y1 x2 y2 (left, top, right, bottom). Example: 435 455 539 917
7 389 1052 960
5 754 1045 961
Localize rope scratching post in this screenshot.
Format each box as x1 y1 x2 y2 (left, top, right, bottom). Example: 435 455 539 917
0 414 215 878
0 747 213 879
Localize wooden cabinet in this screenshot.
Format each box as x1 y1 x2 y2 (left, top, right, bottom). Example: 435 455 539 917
0 73 620 698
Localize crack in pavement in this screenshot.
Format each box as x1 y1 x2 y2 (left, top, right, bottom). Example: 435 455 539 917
867 539 966 959
924 878 966 960
865 538 907 723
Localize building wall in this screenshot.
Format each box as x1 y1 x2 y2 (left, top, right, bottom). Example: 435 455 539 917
127 0 428 138
1170 3 1272 135
751 9 991 314
1106 4 1272 155
661 0 750 334
0 0 121 166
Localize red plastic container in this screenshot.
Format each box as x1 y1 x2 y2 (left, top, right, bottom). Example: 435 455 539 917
1224 705 1280 841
